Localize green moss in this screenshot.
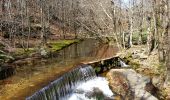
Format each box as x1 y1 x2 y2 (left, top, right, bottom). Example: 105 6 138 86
129 60 140 70
95 67 101 73
123 53 140 70
13 39 80 57
49 40 79 52
14 48 35 56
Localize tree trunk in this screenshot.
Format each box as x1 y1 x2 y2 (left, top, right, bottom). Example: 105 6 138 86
152 0 158 50
164 0 170 85
147 17 152 54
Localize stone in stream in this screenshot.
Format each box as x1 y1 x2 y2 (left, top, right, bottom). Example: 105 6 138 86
74 87 115 100
85 87 105 99
106 69 158 100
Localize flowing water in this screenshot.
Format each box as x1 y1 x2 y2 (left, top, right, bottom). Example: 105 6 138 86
26 65 114 100
0 39 119 100
68 77 114 100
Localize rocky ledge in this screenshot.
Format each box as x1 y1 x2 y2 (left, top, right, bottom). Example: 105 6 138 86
106 69 158 100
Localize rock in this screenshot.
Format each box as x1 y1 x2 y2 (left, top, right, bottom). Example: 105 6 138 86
75 87 111 100
135 89 158 100
74 89 84 94
132 54 140 59
0 65 15 80
139 54 148 60
40 48 47 56
152 76 164 88
145 81 158 95
129 49 148 60
132 52 148 60
14 58 33 66
106 69 158 100
85 87 104 99
106 69 132 99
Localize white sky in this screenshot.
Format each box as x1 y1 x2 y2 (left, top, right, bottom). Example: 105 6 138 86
121 0 130 8
123 0 129 4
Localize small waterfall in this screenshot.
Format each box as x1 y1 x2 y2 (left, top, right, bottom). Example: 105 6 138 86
120 60 129 67
69 77 114 100
26 65 96 100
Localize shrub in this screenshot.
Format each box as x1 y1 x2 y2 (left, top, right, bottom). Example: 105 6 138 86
132 30 148 45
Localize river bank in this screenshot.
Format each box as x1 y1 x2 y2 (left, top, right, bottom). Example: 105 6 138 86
0 39 80 99
0 39 80 80
117 45 169 99
0 39 119 100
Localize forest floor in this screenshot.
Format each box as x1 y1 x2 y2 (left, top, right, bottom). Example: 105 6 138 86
119 45 170 100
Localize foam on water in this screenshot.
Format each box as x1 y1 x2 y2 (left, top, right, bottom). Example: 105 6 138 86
68 77 114 100
120 60 129 67
26 65 116 100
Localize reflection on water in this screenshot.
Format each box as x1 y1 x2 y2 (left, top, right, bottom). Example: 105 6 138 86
0 39 118 100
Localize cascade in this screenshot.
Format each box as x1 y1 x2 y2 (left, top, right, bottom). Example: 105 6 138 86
26 65 96 100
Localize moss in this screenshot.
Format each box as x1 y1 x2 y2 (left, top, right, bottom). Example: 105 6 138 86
156 63 166 75
95 67 101 73
14 48 35 56
49 39 79 52
13 40 80 56
129 60 140 70
122 53 140 70
11 39 80 60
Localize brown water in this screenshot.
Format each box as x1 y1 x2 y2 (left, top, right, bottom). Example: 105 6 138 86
0 39 119 100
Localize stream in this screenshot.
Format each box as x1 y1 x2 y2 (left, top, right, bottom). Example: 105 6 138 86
26 65 115 100
0 39 119 100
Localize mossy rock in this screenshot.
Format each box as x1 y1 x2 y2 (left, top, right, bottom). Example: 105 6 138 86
122 55 140 70
48 40 79 52
94 67 101 73
13 48 35 56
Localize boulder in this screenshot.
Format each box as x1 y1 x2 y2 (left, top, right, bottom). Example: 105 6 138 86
106 70 131 99
131 51 148 60
106 69 158 100
85 87 104 99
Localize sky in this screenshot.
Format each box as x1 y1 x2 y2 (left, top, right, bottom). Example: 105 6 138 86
123 0 129 4
121 0 130 8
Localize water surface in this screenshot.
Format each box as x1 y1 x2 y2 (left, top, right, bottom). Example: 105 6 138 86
0 39 118 100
